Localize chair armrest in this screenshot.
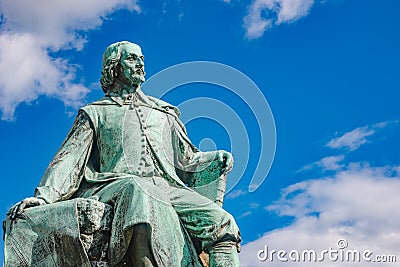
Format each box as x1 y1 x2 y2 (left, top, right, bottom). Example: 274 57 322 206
187 160 228 207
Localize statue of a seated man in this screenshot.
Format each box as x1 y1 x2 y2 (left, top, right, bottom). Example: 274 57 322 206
5 41 241 267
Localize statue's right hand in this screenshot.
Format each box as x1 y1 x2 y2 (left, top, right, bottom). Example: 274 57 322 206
8 197 47 220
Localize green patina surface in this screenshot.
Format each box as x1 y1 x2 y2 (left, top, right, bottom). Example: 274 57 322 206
4 41 240 267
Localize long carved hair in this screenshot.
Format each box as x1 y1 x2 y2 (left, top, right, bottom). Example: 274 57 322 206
100 41 132 94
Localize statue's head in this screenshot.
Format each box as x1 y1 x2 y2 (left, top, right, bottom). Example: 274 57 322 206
100 41 146 94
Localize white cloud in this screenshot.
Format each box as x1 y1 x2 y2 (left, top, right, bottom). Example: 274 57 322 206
327 122 389 151
238 202 261 219
0 33 89 119
372 121 389 129
240 163 400 266
0 0 140 120
249 202 260 209
226 188 248 199
300 155 345 172
238 211 252 219
316 155 345 171
243 0 314 39
0 0 140 50
299 121 397 172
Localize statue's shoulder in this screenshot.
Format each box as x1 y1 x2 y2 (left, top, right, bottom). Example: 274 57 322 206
80 97 117 112
146 95 181 117
79 97 117 119
79 97 120 129
86 97 116 106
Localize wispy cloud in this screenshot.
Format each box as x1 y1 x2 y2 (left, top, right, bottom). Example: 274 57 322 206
240 163 400 266
298 121 397 173
300 155 345 172
238 211 252 219
226 188 248 199
0 0 140 120
237 202 260 219
249 202 260 209
326 122 389 151
243 0 314 39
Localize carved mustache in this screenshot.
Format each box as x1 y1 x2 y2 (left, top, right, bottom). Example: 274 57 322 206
135 68 146 76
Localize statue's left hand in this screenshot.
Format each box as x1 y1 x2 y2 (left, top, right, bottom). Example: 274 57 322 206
216 150 234 174
8 197 47 220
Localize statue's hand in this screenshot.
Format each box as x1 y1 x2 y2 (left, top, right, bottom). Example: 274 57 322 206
216 150 234 174
8 197 47 220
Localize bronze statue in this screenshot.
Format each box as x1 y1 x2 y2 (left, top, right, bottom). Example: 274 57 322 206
5 41 241 267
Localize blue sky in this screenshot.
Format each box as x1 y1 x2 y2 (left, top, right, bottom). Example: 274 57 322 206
1 0 399 266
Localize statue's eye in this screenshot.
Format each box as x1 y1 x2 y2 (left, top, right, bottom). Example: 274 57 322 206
127 55 136 61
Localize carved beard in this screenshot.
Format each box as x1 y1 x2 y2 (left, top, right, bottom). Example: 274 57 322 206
117 64 146 88
126 69 145 86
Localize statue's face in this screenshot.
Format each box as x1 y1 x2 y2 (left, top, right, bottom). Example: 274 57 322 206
118 43 145 87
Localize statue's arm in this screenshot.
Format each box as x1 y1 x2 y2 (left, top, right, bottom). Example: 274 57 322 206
34 110 94 204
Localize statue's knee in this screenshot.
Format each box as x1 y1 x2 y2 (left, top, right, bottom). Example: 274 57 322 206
220 211 239 233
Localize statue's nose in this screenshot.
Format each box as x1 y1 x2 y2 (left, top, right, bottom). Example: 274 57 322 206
136 58 144 68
